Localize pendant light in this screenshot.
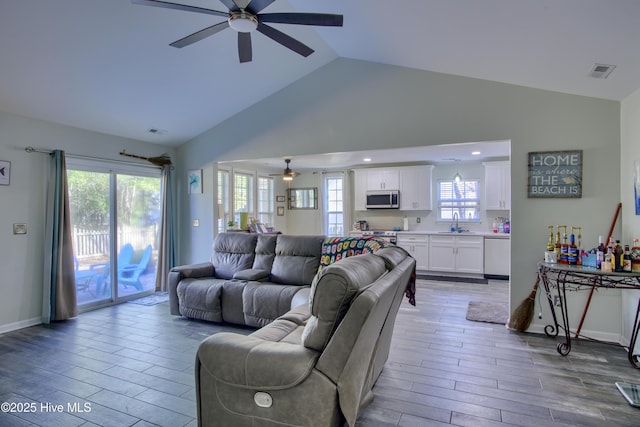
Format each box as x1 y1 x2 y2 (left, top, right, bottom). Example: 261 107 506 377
453 171 462 183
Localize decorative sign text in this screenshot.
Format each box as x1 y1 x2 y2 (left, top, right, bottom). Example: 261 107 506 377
528 150 582 198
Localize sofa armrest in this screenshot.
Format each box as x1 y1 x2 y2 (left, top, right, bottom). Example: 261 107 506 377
197 332 319 389
232 268 270 281
168 262 215 315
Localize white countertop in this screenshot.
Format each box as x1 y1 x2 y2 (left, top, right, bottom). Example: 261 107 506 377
396 230 511 238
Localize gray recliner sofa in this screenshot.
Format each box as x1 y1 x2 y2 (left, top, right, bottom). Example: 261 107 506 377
194 246 416 426
168 232 325 327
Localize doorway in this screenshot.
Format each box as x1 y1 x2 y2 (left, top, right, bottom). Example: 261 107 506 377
68 164 161 309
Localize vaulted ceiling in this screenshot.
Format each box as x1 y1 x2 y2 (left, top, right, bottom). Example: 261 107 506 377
1 0 638 146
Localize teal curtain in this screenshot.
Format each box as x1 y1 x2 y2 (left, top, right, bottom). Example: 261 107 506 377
42 150 77 323
155 165 176 291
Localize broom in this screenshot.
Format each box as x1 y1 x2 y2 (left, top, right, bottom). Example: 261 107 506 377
507 276 540 331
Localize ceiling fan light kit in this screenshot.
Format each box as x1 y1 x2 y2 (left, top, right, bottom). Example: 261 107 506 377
133 0 343 63
228 11 258 33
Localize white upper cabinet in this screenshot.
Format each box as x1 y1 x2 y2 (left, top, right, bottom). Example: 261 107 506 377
399 165 434 211
354 165 433 211
366 168 399 190
353 169 367 211
483 161 511 210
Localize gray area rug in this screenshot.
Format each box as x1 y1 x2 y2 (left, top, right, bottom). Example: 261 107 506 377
465 301 508 324
127 292 169 306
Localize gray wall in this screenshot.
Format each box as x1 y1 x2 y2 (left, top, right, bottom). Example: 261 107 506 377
177 58 623 339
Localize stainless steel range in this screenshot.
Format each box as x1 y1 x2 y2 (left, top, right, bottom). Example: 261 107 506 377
360 230 397 244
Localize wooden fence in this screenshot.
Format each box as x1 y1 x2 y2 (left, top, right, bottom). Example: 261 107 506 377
73 225 157 257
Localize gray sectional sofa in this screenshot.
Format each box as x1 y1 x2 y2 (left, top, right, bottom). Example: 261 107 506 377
168 232 326 327
195 244 415 426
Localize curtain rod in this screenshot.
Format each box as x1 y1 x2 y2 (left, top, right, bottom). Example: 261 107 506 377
25 146 162 169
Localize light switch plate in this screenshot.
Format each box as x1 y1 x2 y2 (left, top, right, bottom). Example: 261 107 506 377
13 223 27 234
192 219 199 227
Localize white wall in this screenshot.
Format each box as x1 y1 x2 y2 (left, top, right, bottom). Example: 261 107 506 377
0 111 174 332
620 87 640 351
177 58 622 339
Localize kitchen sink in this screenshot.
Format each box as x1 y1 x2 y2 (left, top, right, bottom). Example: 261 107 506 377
437 230 475 234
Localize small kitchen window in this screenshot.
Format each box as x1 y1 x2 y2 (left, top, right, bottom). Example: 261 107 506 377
437 179 480 222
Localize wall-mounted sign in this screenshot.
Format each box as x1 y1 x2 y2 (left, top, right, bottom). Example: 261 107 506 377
528 150 582 198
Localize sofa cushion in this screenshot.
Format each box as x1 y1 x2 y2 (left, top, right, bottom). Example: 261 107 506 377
270 235 325 285
374 246 410 270
242 282 308 327
302 254 387 351
252 234 277 272
210 233 258 279
176 278 224 322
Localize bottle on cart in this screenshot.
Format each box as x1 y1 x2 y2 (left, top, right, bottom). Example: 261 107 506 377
602 247 613 272
615 240 624 272
623 244 632 272
560 226 569 264
568 228 578 265
632 238 640 272
546 226 555 252
608 237 616 271
596 235 605 269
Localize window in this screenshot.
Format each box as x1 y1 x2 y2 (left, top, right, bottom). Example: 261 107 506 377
438 179 480 222
233 171 254 223
257 176 274 226
217 169 230 233
324 175 344 237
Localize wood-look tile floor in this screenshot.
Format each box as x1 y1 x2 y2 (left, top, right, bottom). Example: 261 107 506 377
1 279 639 426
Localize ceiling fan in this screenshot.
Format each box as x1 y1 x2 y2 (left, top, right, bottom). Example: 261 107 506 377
132 0 343 63
270 158 300 181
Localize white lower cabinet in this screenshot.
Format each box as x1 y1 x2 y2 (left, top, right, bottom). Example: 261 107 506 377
428 235 484 275
396 234 429 271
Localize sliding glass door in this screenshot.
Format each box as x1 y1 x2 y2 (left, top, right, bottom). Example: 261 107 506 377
68 163 161 308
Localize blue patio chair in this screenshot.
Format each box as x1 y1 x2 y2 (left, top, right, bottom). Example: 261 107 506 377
95 243 135 295
118 244 153 291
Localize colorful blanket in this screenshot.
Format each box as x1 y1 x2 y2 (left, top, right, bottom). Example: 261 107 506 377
318 237 416 306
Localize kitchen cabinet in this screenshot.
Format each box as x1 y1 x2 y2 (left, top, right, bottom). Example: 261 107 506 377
367 168 399 190
353 167 400 211
484 237 510 278
483 161 511 210
396 234 429 271
353 169 368 211
428 235 484 274
399 165 434 210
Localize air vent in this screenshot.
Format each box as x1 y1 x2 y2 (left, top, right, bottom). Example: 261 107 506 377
148 128 168 135
589 63 616 79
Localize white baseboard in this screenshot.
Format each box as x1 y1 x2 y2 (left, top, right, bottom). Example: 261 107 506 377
0 317 42 334
526 324 623 345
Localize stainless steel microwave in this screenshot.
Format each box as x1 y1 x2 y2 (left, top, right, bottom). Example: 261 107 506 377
366 190 400 209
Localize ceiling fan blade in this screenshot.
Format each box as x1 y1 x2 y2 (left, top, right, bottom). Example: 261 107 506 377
238 32 252 63
259 13 343 27
256 23 314 57
246 0 276 14
170 21 229 48
217 0 241 12
132 0 228 18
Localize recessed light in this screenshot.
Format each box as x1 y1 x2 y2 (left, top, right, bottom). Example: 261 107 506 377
471 151 481 156
363 158 372 162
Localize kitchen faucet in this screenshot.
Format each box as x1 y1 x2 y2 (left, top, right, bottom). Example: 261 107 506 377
452 212 459 232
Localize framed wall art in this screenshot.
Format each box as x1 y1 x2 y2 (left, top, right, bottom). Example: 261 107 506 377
0 160 10 186
188 169 202 194
528 150 582 198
